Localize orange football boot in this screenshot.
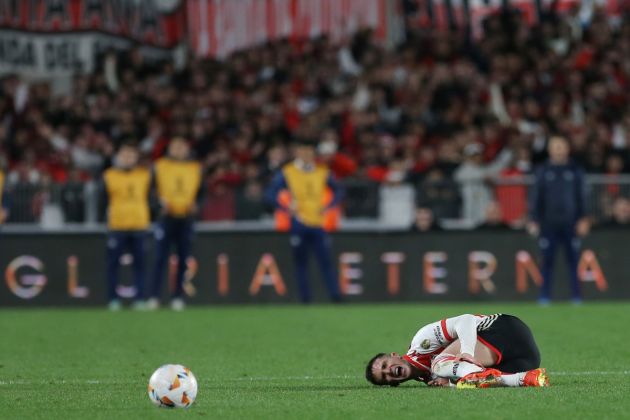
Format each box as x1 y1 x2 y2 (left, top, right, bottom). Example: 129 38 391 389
522 368 550 387
456 368 503 389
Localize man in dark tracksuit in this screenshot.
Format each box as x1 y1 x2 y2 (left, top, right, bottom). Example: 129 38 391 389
265 139 343 303
528 136 590 304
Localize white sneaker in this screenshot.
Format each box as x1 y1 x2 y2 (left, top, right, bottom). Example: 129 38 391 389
146 298 160 310
170 298 185 311
131 300 147 311
108 300 122 311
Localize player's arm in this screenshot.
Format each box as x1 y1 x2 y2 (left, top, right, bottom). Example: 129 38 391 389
264 171 290 211
444 314 479 359
427 377 454 387
325 174 344 209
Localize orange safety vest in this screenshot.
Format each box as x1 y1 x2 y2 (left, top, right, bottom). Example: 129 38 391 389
274 188 340 232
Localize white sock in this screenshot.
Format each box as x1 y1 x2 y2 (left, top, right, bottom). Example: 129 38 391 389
431 353 484 380
497 372 527 387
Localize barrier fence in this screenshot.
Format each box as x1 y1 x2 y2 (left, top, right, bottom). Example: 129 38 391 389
4 175 630 227
0 228 626 306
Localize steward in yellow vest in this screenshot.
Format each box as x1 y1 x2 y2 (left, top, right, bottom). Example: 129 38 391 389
101 142 150 310
265 138 343 303
148 137 204 311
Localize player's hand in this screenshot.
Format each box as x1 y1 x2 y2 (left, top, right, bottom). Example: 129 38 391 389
455 353 482 366
427 377 450 387
526 221 540 237
576 218 590 237
0 208 6 224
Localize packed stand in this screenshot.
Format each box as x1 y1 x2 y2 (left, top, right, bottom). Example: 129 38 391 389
1 5 629 227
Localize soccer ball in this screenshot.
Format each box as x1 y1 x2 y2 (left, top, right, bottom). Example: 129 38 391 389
148 364 198 408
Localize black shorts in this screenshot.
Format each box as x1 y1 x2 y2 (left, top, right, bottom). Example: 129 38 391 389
477 314 541 373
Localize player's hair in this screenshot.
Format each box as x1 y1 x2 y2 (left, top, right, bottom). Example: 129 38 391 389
365 353 399 387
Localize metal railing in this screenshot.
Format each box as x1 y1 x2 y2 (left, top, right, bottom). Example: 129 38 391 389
3 175 630 229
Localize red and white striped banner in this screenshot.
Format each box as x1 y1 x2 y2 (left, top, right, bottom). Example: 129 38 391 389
188 0 387 58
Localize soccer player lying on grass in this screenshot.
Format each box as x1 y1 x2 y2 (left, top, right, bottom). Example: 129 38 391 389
365 314 549 388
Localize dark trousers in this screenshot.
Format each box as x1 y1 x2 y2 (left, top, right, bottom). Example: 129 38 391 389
290 221 340 303
151 216 194 299
106 230 147 301
539 224 581 300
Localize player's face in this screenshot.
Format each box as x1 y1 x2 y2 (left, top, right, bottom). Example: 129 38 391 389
371 353 413 386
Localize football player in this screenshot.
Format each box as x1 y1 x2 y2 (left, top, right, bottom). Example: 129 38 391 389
365 313 549 388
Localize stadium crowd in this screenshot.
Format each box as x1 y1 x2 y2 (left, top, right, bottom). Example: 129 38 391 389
1 5 629 226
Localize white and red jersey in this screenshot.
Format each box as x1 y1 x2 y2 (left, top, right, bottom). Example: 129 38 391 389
403 314 501 373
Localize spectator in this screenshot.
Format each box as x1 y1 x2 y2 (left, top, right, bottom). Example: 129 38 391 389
317 129 358 179
379 159 415 227
410 207 441 232
61 168 87 223
454 143 511 224
495 147 531 227
0 9 629 223
202 180 236 221
260 144 289 183
235 181 267 220
0 164 8 225
478 201 512 230
416 168 460 220
603 153 626 197
602 197 630 227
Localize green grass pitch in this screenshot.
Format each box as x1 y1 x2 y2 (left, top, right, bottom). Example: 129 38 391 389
1 302 629 419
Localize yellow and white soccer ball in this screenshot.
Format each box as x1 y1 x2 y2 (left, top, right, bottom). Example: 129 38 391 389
148 364 198 408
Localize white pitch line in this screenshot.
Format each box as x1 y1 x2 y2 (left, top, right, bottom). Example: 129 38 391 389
0 371 628 386
551 371 630 376
224 371 630 380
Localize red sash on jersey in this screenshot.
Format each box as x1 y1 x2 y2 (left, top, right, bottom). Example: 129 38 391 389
403 350 442 372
